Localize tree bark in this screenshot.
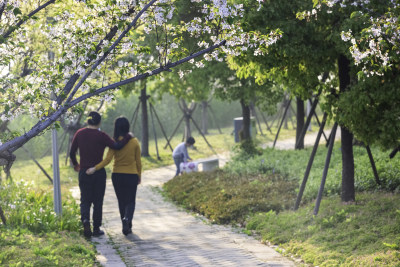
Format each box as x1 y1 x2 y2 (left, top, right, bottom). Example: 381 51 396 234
184 113 191 140
338 54 355 202
201 101 208 135
0 205 6 225
240 99 251 141
295 97 305 149
180 99 195 140
140 84 149 157
341 127 355 202
283 99 289 129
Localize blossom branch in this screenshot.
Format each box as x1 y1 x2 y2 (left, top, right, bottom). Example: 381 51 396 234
69 40 227 106
2 0 56 40
55 6 139 105
64 0 158 105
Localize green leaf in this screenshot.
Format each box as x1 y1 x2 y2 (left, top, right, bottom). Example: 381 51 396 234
350 11 362 19
118 21 125 29
13 7 22 16
54 121 61 130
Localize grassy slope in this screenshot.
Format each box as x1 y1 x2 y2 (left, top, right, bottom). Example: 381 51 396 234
162 131 400 266
246 192 400 266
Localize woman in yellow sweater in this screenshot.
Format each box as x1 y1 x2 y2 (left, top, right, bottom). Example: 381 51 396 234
86 117 141 235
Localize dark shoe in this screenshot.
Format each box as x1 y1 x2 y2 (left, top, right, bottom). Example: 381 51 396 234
122 218 130 236
127 221 132 234
83 220 92 238
92 228 105 237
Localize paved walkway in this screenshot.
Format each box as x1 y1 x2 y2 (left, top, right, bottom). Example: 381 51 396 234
74 152 296 267
263 128 341 150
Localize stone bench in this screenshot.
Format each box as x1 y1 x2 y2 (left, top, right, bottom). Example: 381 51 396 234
197 158 219 172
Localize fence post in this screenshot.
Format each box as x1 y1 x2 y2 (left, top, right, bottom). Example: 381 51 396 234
52 128 62 215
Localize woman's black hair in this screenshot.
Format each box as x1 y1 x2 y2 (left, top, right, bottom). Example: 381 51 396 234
88 111 101 126
113 117 130 140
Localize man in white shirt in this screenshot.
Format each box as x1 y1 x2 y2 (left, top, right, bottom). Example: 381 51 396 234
172 137 195 177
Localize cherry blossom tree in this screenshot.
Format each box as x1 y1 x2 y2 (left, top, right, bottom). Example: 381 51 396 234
0 0 281 171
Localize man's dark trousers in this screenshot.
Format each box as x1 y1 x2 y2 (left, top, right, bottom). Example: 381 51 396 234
79 168 106 228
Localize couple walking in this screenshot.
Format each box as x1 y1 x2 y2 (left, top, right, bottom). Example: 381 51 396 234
69 111 142 237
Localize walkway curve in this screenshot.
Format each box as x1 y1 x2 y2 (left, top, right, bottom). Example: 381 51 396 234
86 153 296 267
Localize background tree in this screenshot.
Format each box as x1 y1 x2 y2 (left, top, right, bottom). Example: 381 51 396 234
229 0 384 202
211 61 283 143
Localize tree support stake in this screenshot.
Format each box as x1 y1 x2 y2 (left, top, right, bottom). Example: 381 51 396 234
149 104 160 160
273 99 292 148
313 122 338 215
366 145 381 186
294 112 328 210
295 94 321 149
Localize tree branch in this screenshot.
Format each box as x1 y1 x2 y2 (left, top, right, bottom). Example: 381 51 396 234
56 7 139 105
0 106 67 154
69 40 227 106
2 0 56 40
0 1 6 22
63 0 158 105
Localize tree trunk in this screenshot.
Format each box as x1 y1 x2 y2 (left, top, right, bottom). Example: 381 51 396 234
184 113 191 140
338 54 355 202
0 205 6 225
295 97 305 149
140 84 149 157
284 99 289 129
341 127 355 202
180 99 196 141
201 101 208 135
240 99 251 141
66 132 74 166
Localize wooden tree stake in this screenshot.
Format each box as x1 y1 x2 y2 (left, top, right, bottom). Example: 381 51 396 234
313 122 338 215
294 112 327 210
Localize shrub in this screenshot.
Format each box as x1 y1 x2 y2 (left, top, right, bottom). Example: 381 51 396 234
0 180 81 232
163 170 297 224
0 180 96 266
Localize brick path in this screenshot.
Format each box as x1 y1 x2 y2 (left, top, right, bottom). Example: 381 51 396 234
85 153 296 267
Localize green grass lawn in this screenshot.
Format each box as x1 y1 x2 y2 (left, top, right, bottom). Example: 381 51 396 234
246 192 400 266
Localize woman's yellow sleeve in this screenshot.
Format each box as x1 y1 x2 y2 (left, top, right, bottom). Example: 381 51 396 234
135 139 142 177
95 148 115 170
